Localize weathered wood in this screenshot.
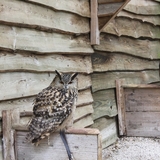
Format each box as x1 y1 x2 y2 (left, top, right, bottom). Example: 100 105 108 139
77 89 93 106
91 70 159 92
16 130 100 160
0 89 93 118
98 2 124 17
0 0 89 34
102 17 160 39
73 115 94 128
0 25 93 54
126 112 160 137
125 88 160 112
117 10 160 26
99 0 130 31
0 52 92 73
94 34 160 59
90 0 100 45
21 0 90 18
92 89 117 120
99 16 111 29
0 72 92 101
92 52 159 72
75 104 94 121
92 117 118 148
98 0 124 4
0 136 2 160
116 79 126 135
2 110 15 160
124 0 160 15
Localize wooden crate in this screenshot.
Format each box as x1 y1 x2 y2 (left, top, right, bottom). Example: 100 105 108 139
2 109 102 160
116 79 160 137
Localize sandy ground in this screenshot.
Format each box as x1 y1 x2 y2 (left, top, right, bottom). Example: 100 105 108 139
102 137 160 160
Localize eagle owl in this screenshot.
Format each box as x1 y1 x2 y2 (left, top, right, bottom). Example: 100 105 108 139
25 70 78 144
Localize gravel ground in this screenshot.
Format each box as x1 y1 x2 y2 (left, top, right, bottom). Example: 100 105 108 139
102 137 160 160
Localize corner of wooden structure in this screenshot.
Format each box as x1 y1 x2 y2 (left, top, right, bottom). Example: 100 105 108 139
115 79 127 136
2 109 102 160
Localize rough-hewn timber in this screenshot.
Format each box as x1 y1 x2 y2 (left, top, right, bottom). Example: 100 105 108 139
92 52 159 72
0 0 89 34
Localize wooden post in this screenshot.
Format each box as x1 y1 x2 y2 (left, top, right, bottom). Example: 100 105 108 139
90 0 100 45
2 110 16 160
116 79 126 136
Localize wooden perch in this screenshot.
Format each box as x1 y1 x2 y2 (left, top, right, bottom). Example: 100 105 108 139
2 109 102 160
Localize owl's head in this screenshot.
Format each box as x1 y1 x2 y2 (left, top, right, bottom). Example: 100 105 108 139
50 70 78 90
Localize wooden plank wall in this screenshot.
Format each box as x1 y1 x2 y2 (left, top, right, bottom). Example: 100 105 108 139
0 0 93 158
91 0 160 148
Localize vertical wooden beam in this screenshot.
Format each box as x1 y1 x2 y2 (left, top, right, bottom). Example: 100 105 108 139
91 0 100 45
116 79 126 136
2 110 16 160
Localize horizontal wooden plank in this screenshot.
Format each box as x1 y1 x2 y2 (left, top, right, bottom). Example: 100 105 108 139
74 115 94 128
0 72 92 101
0 89 93 117
98 0 124 4
91 70 159 92
0 25 93 54
92 89 117 120
74 104 94 121
92 117 118 148
92 52 159 72
125 88 160 112
94 34 160 59
102 17 160 39
0 0 89 34
21 0 90 18
0 52 92 73
77 89 93 106
126 112 160 137
117 10 160 26
16 131 98 160
98 2 123 17
124 0 160 15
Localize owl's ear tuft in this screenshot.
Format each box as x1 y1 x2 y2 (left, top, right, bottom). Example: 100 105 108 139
55 70 62 80
71 73 78 81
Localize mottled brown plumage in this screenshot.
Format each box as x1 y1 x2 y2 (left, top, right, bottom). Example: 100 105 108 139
25 70 78 145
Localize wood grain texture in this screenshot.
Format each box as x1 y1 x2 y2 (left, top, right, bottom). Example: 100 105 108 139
92 117 118 148
0 0 89 34
0 25 93 54
2 110 15 160
124 0 160 15
125 88 160 112
21 0 90 18
16 131 98 160
98 0 124 3
91 70 159 92
116 79 126 135
92 52 159 72
94 34 160 59
117 10 160 26
90 0 100 45
126 112 160 137
0 72 92 101
73 115 94 128
102 17 160 39
0 89 93 117
98 2 123 17
0 52 92 73
92 89 117 120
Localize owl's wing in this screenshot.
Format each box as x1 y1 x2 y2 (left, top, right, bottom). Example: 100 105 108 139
26 86 76 143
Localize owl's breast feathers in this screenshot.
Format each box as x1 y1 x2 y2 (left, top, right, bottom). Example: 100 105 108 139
25 86 77 144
